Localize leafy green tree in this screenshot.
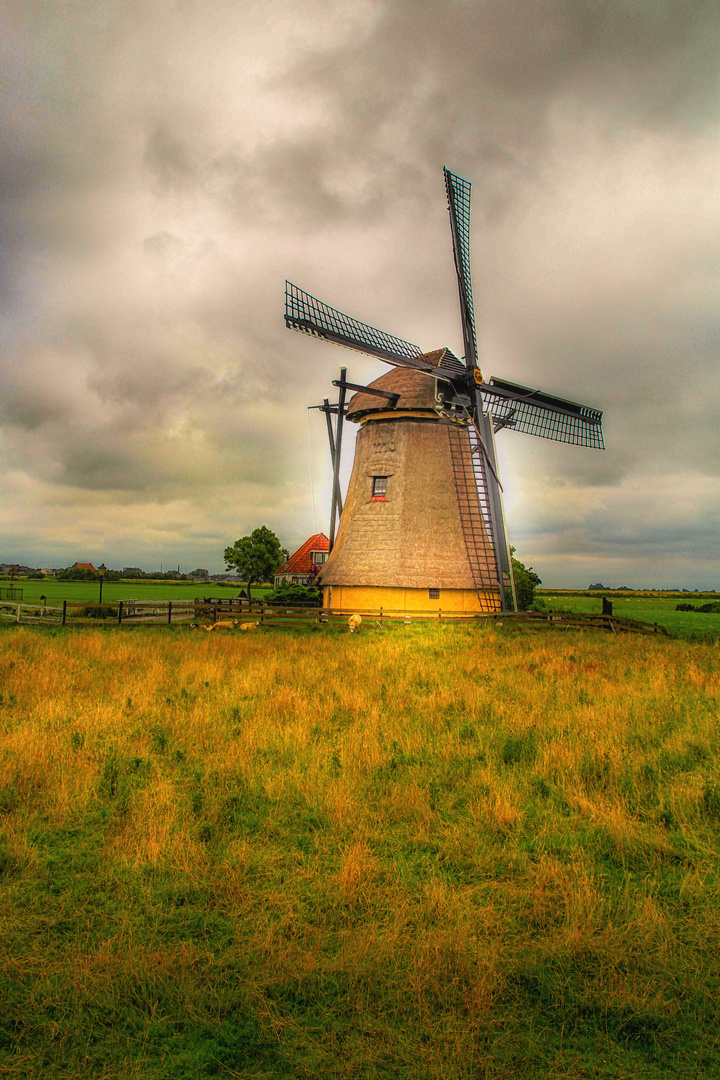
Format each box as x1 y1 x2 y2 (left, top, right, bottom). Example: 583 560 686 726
224 526 283 602
58 566 96 581
507 548 542 611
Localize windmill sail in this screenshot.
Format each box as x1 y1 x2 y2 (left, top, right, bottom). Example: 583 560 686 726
482 378 605 448
444 168 478 369
445 167 511 593
285 282 425 368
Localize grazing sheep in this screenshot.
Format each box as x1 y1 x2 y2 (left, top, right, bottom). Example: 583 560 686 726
348 614 362 634
240 621 259 631
203 619 239 632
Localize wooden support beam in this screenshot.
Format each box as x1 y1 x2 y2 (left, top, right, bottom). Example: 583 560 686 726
329 368 347 551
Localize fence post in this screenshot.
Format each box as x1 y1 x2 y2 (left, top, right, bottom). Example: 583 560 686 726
168 601 172 625
213 604 217 624
379 606 383 627
118 601 123 625
62 600 67 627
439 608 442 621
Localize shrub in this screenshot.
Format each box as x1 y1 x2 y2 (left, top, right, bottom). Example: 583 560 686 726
506 549 541 611
76 604 117 620
265 583 322 607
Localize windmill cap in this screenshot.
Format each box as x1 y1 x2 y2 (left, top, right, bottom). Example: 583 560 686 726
346 354 456 420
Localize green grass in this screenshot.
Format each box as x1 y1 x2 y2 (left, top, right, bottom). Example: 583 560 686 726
540 592 720 641
1 622 719 1077
2 579 273 605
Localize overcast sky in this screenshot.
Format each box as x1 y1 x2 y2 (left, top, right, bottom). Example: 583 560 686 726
1 0 719 587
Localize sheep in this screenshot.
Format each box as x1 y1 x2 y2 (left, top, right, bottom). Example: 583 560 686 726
202 619 239 632
240 621 260 631
348 614 362 634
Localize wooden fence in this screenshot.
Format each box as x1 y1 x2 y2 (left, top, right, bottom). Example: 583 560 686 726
0 599 195 625
484 610 670 636
0 598 669 635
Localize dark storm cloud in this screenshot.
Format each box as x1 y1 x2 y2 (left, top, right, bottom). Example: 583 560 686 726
266 0 720 215
0 0 718 581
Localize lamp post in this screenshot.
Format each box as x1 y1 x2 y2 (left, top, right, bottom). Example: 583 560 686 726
98 563 106 606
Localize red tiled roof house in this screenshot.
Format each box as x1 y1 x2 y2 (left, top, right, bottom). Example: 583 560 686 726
274 534 329 588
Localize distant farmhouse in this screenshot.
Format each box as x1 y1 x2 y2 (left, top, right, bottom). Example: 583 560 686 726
274 534 329 589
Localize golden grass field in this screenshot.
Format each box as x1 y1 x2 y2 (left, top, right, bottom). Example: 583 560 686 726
1 621 719 1078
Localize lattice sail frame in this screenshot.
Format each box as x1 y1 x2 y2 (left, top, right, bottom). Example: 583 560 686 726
444 168 478 368
446 423 502 597
483 379 605 449
285 282 423 367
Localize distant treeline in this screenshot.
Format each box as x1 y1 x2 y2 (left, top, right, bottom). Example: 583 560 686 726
56 567 215 582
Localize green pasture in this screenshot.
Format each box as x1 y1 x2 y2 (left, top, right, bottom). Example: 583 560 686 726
2 579 270 605
541 592 720 641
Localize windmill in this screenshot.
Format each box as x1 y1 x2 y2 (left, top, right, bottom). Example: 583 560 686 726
285 168 604 614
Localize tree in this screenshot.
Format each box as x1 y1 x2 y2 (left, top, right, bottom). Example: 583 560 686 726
224 526 283 602
508 548 542 611
58 566 96 581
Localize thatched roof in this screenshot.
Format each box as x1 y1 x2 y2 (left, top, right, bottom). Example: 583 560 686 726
346 366 437 421
343 350 466 422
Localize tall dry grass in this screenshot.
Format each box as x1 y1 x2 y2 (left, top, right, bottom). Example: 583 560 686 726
1 621 719 1077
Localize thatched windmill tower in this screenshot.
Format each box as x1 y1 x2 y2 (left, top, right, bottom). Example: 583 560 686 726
319 365 502 613
285 168 604 615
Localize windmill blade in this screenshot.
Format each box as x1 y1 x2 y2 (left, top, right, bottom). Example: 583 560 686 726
482 377 605 449
285 282 428 369
470 385 513 594
444 168 478 369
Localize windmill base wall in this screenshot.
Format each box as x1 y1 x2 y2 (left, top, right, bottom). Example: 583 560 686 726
323 585 501 615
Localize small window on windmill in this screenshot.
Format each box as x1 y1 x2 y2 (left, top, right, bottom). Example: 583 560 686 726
429 588 440 600
371 476 388 501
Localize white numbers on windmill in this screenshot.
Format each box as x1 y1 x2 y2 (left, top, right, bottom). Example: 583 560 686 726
285 168 604 617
